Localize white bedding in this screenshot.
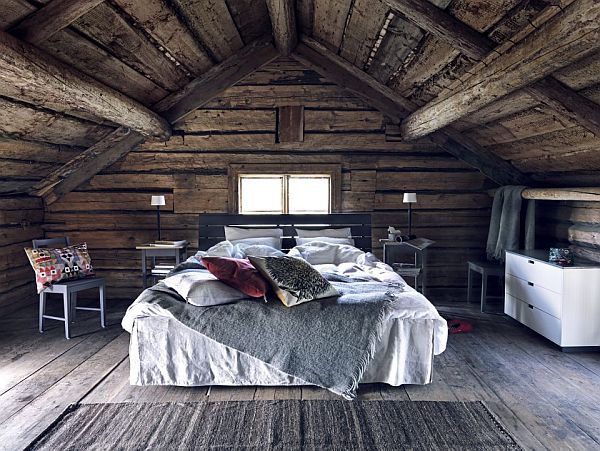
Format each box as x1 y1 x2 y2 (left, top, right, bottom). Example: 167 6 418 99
122 241 447 388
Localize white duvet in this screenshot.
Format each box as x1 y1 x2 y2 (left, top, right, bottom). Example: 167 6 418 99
122 241 447 387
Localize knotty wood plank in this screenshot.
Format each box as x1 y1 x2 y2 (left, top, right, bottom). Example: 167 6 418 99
304 110 384 132
174 109 276 133
0 29 171 139
172 0 244 62
80 357 131 404
154 37 278 123
266 0 297 56
10 0 103 44
312 0 353 51
112 0 213 76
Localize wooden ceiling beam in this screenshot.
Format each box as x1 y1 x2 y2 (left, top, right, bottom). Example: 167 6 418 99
29 127 144 205
293 36 530 186
396 0 600 140
0 30 171 139
154 37 279 123
266 0 298 56
10 0 105 45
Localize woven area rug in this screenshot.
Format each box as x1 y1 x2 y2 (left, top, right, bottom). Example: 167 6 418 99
29 400 521 450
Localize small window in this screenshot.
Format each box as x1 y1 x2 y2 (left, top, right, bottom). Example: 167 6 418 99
239 174 331 214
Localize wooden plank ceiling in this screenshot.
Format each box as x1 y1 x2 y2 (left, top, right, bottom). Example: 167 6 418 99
0 0 598 198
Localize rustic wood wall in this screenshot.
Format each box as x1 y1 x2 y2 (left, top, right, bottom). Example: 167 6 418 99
0 196 43 313
44 57 493 302
538 200 600 264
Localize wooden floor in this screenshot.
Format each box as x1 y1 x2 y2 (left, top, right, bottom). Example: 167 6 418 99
0 298 599 450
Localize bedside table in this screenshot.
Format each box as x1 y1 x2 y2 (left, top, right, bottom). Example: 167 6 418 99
382 239 433 295
136 243 188 288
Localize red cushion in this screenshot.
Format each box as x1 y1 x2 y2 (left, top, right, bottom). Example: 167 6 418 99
201 256 269 298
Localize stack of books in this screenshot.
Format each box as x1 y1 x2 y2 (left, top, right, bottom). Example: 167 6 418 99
148 240 188 247
151 264 175 276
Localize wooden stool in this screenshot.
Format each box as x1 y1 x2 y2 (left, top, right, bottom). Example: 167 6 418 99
467 261 505 313
33 237 106 339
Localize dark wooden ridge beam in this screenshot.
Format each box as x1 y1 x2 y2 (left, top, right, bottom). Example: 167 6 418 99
10 0 105 45
154 37 279 123
396 0 600 139
0 29 171 139
266 0 298 56
29 127 144 205
293 35 530 186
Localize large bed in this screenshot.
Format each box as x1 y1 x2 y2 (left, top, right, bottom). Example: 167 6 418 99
122 214 447 399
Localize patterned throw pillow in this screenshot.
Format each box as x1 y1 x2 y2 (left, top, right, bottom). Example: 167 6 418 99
24 243 94 293
248 256 339 307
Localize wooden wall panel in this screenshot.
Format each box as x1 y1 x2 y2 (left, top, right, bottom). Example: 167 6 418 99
44 58 494 303
0 196 43 313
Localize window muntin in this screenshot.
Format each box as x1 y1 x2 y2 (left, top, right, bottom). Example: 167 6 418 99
238 174 331 214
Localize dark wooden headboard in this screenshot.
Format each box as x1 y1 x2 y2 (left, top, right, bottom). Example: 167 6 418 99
198 213 372 252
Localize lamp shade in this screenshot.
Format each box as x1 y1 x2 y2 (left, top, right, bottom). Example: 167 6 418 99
151 195 166 206
403 193 417 203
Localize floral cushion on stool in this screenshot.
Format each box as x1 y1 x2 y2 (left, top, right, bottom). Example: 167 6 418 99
24 243 95 293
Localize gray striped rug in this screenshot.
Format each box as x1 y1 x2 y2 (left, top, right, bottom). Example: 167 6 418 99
29 400 521 450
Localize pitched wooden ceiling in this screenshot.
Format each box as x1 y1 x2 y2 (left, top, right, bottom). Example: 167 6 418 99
0 0 598 198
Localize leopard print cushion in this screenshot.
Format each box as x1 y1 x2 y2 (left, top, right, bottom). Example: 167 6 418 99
248 255 339 307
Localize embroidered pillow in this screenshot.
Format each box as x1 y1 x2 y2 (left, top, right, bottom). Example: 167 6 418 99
24 243 94 293
201 256 269 298
248 255 339 307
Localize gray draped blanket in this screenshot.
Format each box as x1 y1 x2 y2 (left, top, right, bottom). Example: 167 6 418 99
132 272 403 399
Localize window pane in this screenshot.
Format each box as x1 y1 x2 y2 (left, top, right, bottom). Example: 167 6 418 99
240 176 283 214
288 176 330 214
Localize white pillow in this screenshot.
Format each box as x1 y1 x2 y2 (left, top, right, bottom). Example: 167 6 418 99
230 237 281 250
295 227 351 238
224 226 283 241
236 243 285 258
163 271 247 306
288 241 364 265
296 237 355 246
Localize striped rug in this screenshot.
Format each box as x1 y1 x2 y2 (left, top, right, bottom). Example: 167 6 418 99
29 400 521 450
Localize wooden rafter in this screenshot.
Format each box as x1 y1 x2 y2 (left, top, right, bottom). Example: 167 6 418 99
266 0 298 56
394 0 600 139
0 29 171 139
29 127 145 204
293 36 530 186
10 0 105 45
154 37 279 123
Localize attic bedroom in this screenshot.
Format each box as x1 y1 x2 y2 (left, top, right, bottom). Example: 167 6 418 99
0 0 599 449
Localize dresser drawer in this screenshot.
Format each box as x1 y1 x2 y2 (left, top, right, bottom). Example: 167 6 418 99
505 253 563 293
505 274 562 319
505 294 562 345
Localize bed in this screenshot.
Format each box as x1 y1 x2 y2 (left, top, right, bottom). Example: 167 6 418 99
122 214 447 399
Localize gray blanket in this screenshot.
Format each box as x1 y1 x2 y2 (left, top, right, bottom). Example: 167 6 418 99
486 185 536 261
135 272 402 399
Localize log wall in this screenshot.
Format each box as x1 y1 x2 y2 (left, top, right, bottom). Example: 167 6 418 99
0 195 43 313
44 57 494 302
538 200 600 264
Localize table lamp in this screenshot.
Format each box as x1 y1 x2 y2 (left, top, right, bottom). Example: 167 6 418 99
151 195 166 241
403 193 417 238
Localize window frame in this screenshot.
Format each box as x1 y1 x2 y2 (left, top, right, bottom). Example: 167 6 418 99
229 164 342 214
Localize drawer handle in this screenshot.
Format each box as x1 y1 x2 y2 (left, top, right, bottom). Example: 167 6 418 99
528 260 535 264
528 305 534 309
528 281 534 287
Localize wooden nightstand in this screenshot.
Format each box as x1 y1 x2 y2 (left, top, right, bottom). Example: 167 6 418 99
136 243 188 288
382 239 434 295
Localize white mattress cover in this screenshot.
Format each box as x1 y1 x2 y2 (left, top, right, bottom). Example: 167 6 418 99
123 262 448 388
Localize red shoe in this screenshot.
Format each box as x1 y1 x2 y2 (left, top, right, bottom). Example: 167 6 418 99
447 319 473 334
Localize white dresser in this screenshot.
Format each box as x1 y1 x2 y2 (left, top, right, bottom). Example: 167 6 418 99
505 250 600 350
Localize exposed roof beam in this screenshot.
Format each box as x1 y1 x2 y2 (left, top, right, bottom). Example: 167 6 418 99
29 127 144 205
266 0 298 56
154 37 278 123
383 0 492 60
294 36 413 124
396 0 600 140
10 0 104 45
293 35 530 186
0 29 171 139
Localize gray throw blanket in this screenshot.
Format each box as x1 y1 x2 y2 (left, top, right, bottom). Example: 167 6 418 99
486 185 536 261
134 272 402 399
